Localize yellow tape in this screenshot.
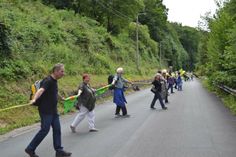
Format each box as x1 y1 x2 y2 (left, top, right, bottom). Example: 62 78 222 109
0 103 31 112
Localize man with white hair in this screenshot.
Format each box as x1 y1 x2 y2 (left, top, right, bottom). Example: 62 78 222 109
112 67 133 118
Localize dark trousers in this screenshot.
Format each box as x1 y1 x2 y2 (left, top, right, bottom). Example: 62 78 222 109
165 94 169 103
115 105 127 115
150 92 165 109
168 84 174 93
26 113 63 152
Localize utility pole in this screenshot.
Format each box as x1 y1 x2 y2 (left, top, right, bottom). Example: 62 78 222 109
159 42 161 68
136 15 139 70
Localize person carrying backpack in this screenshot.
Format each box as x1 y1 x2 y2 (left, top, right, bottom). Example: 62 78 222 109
25 63 72 157
112 67 133 118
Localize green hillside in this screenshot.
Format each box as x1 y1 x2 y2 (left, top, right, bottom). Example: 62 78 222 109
0 1 161 134
0 1 160 104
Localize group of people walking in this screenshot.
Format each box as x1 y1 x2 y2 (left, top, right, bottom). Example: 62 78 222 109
150 69 186 110
25 63 187 157
25 64 133 157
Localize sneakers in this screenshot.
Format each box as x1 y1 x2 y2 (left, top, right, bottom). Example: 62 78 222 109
89 128 99 132
115 114 130 118
70 125 76 133
56 150 72 157
162 107 168 110
150 107 156 110
115 113 121 118
25 148 39 157
122 114 130 118
25 148 71 157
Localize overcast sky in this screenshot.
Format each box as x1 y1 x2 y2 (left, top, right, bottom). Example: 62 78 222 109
162 0 218 27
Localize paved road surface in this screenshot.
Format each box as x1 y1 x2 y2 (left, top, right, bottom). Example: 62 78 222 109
1 79 236 157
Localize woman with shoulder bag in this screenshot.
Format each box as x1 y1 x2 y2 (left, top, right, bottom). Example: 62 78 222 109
70 74 98 133
150 73 167 110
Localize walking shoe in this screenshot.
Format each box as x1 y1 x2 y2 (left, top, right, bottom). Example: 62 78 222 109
70 125 76 133
150 107 156 110
89 128 99 132
25 148 39 157
122 114 130 118
115 113 121 118
56 150 72 157
162 107 168 110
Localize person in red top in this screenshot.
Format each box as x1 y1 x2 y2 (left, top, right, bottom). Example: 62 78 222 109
70 74 98 133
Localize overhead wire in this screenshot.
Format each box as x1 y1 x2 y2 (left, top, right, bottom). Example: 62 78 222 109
95 0 133 20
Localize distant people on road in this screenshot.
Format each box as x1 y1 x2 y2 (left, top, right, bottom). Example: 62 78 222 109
25 63 72 157
150 73 167 110
190 72 194 81
167 72 175 94
70 74 98 133
112 67 133 118
174 71 178 89
183 73 190 81
161 70 169 103
177 72 183 91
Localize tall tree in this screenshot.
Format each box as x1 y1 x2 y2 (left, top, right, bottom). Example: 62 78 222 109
75 0 144 34
139 0 168 42
198 0 236 87
0 22 11 61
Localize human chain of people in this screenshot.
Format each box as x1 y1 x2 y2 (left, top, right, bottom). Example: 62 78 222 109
24 63 194 157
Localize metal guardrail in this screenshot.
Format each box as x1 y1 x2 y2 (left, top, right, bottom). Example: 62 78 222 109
194 73 236 97
217 84 236 97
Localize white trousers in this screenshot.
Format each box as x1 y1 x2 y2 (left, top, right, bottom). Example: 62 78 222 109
71 105 95 129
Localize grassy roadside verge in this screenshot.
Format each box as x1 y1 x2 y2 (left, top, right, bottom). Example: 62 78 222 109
0 73 153 135
201 77 236 115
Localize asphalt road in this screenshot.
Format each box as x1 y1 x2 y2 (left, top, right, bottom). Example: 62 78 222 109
1 79 236 157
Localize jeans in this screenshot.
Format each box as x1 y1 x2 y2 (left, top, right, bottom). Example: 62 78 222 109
168 84 174 93
177 82 183 91
150 92 165 109
26 113 63 152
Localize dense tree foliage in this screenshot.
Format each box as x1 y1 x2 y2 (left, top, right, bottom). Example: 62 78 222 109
172 23 200 71
139 0 168 42
41 0 196 72
43 0 144 34
0 22 11 60
197 0 236 88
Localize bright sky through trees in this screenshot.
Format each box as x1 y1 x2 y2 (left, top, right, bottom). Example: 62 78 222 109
163 0 218 27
